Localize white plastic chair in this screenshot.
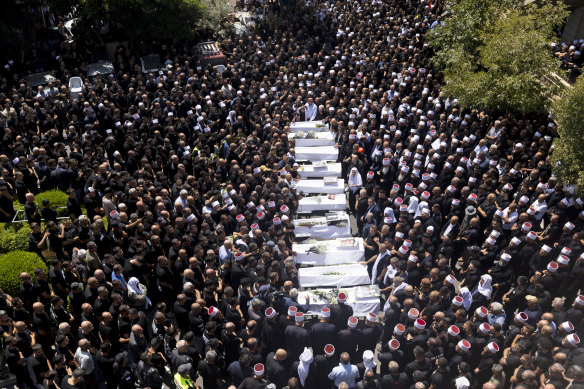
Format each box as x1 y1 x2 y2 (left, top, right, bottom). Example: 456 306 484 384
68 77 84 99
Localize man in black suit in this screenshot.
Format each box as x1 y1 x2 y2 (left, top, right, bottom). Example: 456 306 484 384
382 361 409 389
329 292 354 331
311 307 337 354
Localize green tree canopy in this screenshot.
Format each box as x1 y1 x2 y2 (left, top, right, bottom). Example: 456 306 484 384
77 0 205 41
429 0 569 114
551 75 584 193
428 0 513 70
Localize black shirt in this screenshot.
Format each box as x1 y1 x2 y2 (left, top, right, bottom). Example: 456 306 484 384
382 373 409 389
67 197 82 219
41 207 58 225
238 377 268 389
99 322 121 352
83 195 100 220
0 194 15 221
32 311 54 336
96 350 116 381
24 201 41 224
266 352 288 389
197 360 222 389
34 278 51 304
61 375 84 389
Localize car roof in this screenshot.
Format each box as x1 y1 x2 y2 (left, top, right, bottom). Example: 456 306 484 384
88 63 115 78
24 72 57 87
196 41 223 57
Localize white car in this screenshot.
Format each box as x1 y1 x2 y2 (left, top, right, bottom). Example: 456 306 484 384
229 12 257 37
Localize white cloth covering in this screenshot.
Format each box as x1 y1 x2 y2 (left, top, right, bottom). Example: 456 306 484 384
298 348 313 386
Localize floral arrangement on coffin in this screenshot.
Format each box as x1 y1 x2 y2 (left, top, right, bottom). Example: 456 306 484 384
296 219 347 228
311 289 339 304
294 132 306 139
315 123 327 128
329 220 348 227
297 220 327 228
306 244 327 254
321 271 344 275
305 131 316 139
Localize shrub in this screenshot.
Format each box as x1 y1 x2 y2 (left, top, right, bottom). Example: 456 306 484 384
0 251 47 297
0 223 30 254
35 189 69 216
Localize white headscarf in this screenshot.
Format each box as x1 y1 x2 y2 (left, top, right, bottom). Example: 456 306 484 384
407 196 419 214
477 274 493 299
414 201 429 218
128 277 143 294
348 168 363 192
128 277 152 308
459 287 473 311
362 350 376 377
228 110 237 126
383 207 396 224
297 347 313 386
455 377 470 389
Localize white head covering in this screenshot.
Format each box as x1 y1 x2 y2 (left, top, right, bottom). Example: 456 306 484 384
349 168 363 191
128 277 152 308
415 201 429 218
297 348 313 386
128 277 143 294
228 110 237 126
455 377 470 389
407 196 419 214
362 350 376 377
478 274 493 299
383 207 396 224
459 287 473 311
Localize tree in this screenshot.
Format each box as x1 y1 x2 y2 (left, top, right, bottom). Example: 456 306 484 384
77 0 205 41
550 75 584 193
0 0 42 53
428 0 512 71
429 0 569 114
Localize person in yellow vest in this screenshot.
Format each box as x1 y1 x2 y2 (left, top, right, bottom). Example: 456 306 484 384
174 363 198 389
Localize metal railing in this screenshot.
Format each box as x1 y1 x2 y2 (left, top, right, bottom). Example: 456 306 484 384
11 206 70 224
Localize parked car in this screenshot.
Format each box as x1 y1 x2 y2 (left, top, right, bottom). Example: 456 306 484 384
88 62 116 86
229 11 257 37
24 72 57 93
195 41 227 68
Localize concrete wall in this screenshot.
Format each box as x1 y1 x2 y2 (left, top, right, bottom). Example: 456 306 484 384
105 41 129 62
562 6 584 43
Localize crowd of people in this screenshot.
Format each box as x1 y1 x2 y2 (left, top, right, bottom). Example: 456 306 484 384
0 0 583 388
553 40 583 81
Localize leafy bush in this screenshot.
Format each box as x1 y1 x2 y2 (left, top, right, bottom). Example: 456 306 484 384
0 251 47 296
551 75 584 194
197 0 234 36
35 189 69 216
0 223 30 254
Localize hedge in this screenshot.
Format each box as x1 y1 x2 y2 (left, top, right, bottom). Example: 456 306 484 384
35 189 70 216
0 251 47 297
13 189 70 217
2 189 87 255
0 223 30 254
